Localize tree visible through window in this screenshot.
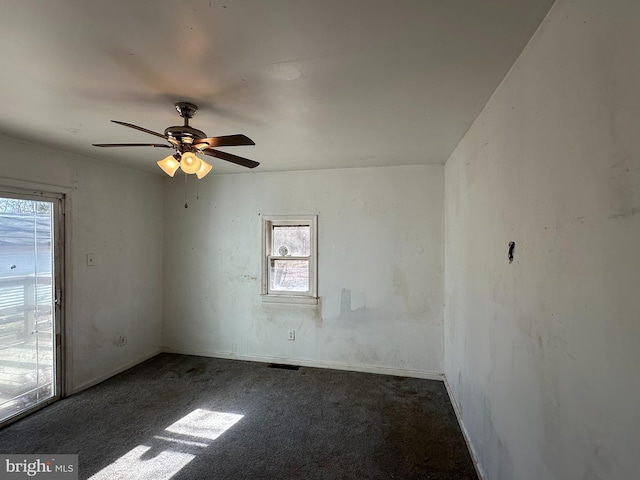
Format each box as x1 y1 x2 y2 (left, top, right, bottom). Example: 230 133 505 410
270 226 310 291
262 215 317 303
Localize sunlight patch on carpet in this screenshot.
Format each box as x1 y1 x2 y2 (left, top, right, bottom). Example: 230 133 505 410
165 409 243 441
88 409 243 480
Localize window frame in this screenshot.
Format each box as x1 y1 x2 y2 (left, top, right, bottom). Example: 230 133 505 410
261 214 318 304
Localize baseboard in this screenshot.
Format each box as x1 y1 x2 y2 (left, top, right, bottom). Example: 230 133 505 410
71 348 162 395
162 347 444 381
443 375 486 480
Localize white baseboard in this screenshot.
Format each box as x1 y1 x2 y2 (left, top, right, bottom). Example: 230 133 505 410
443 375 486 480
162 347 444 381
70 348 162 394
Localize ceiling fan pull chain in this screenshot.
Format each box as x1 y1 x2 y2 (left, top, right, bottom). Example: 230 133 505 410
196 178 199 201
184 171 189 209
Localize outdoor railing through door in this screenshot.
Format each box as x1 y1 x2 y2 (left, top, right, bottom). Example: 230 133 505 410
0 273 54 417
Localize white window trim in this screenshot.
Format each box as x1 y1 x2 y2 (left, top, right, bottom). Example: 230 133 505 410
261 214 318 305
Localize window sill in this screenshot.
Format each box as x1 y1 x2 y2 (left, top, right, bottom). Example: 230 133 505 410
261 295 318 305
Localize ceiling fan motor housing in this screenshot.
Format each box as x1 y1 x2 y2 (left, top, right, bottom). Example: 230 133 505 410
164 125 206 143
166 103 206 151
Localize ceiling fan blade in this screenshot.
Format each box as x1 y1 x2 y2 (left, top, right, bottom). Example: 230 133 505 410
92 143 172 148
203 148 260 169
111 120 168 140
194 134 255 149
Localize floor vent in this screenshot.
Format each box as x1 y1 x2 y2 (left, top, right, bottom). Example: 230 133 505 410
268 363 300 371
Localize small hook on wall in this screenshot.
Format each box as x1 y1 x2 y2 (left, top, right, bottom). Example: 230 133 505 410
508 241 515 263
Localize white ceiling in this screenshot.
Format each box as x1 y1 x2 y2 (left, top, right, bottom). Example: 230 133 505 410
0 0 554 175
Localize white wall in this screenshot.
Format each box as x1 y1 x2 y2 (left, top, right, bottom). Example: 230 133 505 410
163 165 444 376
445 0 640 478
0 135 164 393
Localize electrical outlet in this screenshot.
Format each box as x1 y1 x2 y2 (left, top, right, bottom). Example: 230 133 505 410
288 330 295 341
86 253 96 266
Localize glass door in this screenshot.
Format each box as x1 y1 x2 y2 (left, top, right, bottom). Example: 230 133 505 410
0 191 63 424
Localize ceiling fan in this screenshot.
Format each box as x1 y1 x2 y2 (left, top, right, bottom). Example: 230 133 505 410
93 102 259 178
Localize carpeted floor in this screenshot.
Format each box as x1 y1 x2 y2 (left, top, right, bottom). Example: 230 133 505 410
0 354 478 479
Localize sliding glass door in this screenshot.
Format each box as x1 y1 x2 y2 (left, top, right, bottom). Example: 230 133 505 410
0 191 63 425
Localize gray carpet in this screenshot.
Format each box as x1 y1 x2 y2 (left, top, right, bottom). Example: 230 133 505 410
0 354 478 479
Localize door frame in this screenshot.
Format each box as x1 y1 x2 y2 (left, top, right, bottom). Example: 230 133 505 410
0 186 66 427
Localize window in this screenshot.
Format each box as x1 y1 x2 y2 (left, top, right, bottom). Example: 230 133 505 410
261 215 317 304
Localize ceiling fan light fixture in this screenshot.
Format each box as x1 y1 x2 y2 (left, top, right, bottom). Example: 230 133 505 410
180 151 201 174
157 155 181 177
196 159 213 179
